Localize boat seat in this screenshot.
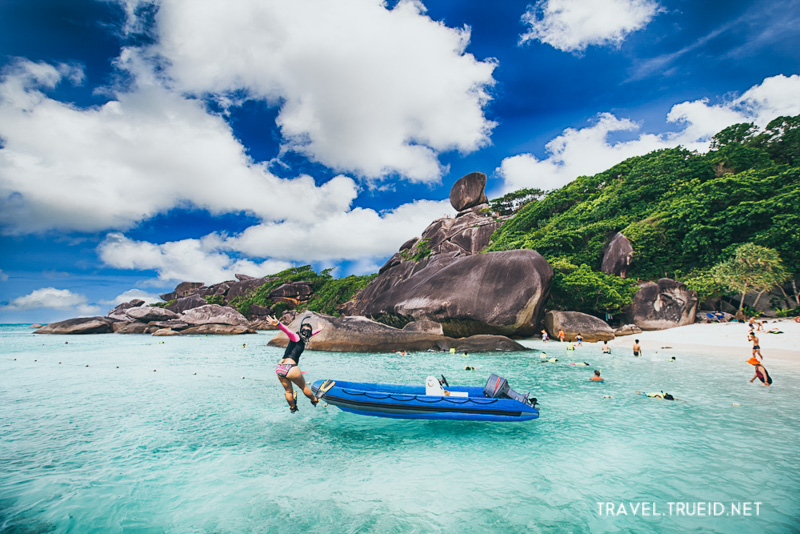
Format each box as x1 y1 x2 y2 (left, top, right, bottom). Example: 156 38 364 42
425 376 468 397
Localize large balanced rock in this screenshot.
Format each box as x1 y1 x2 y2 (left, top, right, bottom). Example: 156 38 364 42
544 311 615 342
601 233 634 278
34 317 114 334
626 278 698 330
268 312 529 353
450 172 489 212
126 306 179 322
345 250 553 337
180 304 249 326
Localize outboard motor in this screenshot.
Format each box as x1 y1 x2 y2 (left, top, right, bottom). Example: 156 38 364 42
484 373 537 407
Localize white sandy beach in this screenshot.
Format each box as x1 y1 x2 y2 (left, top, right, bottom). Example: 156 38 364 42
605 318 800 362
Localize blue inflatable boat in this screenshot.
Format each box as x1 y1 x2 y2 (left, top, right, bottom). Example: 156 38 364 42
311 374 539 422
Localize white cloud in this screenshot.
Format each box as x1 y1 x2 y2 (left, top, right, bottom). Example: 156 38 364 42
222 199 453 262
97 198 451 283
520 0 661 53
0 269 8 282
122 0 497 182
0 59 359 235
496 74 800 194
101 288 163 306
2 287 100 315
98 233 295 285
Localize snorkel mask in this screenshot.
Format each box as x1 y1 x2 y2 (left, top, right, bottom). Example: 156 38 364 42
298 317 313 341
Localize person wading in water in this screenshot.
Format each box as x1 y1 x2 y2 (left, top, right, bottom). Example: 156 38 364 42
266 315 325 413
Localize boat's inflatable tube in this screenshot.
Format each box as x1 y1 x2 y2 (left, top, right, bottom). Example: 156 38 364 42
311 376 539 422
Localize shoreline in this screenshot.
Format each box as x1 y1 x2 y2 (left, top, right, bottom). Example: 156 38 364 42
603 318 800 363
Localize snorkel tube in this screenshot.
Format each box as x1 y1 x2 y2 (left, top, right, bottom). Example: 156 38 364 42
298 316 313 342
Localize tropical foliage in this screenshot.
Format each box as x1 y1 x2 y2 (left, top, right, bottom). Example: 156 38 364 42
487 115 800 312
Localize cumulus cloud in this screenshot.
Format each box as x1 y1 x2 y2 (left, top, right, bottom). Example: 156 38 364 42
0 59 359 235
496 74 800 194
2 287 100 315
0 270 8 282
97 198 451 283
222 199 452 262
98 233 295 285
520 0 661 52
122 0 497 182
101 288 163 306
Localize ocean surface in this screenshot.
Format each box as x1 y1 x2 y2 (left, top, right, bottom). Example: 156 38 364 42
1 324 798 533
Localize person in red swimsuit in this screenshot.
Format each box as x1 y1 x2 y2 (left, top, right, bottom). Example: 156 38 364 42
266 315 324 413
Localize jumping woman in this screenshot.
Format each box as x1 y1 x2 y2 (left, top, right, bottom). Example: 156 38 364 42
266 315 325 413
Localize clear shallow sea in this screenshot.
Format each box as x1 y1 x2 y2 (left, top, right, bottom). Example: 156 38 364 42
1 324 798 533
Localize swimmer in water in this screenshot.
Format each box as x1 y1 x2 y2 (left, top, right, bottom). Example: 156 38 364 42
602 341 611 354
590 370 604 382
636 390 682 401
748 357 772 386
633 339 642 357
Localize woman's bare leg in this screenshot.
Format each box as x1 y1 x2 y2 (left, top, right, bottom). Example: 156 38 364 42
278 376 297 408
286 367 318 402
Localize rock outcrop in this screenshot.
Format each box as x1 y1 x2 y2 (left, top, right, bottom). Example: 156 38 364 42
543 311 615 342
166 294 208 314
601 233 634 278
160 282 204 302
345 249 553 337
268 312 529 353
179 304 250 326
614 324 643 336
626 278 698 330
126 307 179 322
34 317 114 335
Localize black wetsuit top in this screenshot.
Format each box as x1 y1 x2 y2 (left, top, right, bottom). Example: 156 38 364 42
283 338 307 364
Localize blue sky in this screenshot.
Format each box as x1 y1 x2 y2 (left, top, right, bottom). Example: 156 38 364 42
1 0 799 323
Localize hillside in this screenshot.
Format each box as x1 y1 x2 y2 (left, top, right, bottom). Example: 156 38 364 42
486 115 800 313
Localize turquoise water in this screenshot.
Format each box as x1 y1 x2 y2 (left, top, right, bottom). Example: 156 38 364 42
1 324 799 533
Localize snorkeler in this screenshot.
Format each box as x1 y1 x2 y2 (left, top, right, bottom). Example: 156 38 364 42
266 315 325 413
636 390 682 401
748 357 772 387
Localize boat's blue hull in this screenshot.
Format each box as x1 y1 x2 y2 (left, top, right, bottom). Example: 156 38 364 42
311 380 539 422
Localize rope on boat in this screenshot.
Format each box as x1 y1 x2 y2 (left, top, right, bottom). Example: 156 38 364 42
343 388 501 405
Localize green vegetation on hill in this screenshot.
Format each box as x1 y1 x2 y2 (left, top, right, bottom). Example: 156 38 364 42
228 266 376 319
487 115 800 312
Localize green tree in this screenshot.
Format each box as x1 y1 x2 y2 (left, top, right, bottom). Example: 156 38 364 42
712 243 790 311
548 258 639 315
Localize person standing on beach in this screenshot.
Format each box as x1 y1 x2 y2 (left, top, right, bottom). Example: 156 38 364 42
576 333 583 346
633 339 642 357
266 315 325 413
541 329 549 342
748 331 763 360
558 329 566 342
748 357 772 386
